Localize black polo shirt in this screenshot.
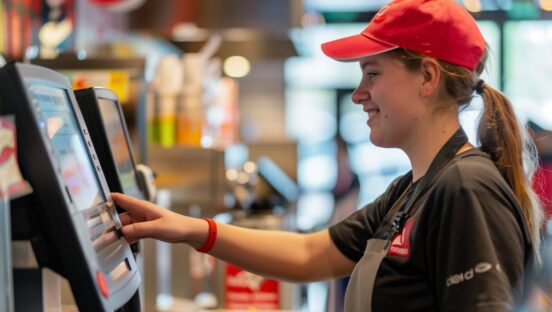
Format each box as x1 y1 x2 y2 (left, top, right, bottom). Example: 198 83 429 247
329 148 533 311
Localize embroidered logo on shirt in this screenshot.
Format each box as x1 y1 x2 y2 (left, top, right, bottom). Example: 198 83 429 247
387 218 415 257
446 262 499 287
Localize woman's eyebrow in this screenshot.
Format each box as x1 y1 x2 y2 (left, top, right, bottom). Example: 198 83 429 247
360 61 379 70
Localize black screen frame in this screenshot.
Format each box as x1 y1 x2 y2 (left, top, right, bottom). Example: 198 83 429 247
75 87 145 200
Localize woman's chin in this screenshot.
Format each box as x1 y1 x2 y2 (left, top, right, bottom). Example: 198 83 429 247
369 133 383 147
369 134 394 149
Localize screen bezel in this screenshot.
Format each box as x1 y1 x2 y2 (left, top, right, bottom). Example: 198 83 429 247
94 88 144 199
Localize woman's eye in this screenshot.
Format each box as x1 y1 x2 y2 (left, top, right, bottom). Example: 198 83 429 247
367 72 379 79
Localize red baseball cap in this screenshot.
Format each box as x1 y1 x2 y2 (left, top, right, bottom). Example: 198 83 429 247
321 0 485 71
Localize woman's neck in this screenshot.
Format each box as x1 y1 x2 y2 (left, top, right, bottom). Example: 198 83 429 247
403 116 464 182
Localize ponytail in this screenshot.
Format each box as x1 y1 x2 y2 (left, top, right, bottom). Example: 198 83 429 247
390 47 543 261
478 85 543 262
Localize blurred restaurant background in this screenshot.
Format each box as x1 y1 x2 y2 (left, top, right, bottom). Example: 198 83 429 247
2 0 552 311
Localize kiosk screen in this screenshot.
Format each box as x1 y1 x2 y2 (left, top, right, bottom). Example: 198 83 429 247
29 85 104 211
97 98 140 196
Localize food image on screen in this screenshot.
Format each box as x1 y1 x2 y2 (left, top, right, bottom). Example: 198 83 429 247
29 85 105 211
97 98 140 196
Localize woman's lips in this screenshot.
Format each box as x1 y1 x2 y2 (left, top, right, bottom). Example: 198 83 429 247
367 109 380 118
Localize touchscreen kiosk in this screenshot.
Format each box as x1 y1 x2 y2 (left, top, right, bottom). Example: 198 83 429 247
75 87 144 200
0 63 140 311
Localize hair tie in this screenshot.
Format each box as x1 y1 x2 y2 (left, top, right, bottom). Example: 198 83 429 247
474 79 486 95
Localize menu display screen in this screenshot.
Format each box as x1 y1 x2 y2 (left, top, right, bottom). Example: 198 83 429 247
97 98 141 196
29 85 105 210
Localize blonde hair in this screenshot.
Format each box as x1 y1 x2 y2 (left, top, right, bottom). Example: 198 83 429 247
389 48 543 261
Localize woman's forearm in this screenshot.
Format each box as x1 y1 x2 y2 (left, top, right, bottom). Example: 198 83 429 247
188 220 354 282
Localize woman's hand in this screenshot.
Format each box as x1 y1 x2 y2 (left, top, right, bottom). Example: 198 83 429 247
111 192 206 246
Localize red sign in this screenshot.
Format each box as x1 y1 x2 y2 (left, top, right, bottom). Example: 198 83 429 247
225 264 280 310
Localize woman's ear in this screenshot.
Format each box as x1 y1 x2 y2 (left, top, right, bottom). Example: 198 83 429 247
419 58 441 98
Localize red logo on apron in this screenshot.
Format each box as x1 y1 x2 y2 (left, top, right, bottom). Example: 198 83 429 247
387 218 415 257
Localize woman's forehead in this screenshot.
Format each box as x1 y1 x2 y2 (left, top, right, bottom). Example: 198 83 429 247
359 54 405 69
359 54 385 66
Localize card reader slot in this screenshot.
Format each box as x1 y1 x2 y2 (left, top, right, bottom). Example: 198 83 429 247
84 203 104 219
92 227 119 253
86 215 102 228
99 210 113 224
89 219 115 242
97 239 124 262
109 259 131 283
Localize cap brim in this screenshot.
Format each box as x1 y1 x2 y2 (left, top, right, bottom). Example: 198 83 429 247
321 34 398 62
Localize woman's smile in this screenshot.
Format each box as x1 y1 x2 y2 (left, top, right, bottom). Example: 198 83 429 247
363 105 381 124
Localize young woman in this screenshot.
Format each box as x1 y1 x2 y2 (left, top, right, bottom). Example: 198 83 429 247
112 0 543 310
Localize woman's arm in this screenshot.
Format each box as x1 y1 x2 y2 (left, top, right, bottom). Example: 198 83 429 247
211 224 356 282
112 193 356 283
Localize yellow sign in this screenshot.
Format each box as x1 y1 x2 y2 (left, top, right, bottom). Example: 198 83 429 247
108 71 129 103
70 70 129 103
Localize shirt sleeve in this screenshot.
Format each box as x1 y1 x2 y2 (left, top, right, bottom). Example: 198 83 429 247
426 185 528 312
329 174 411 262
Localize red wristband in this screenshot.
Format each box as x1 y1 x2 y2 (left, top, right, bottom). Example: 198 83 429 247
196 218 217 253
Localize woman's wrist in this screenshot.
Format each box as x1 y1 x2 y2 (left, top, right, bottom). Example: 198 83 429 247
184 216 212 249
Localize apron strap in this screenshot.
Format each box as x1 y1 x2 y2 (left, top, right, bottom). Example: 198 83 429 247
380 128 468 246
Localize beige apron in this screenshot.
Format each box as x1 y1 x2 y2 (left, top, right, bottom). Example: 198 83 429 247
344 128 468 312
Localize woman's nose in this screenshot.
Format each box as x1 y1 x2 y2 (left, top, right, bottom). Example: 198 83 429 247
351 86 369 104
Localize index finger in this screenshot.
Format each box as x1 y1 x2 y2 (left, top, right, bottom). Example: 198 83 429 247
111 192 154 220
